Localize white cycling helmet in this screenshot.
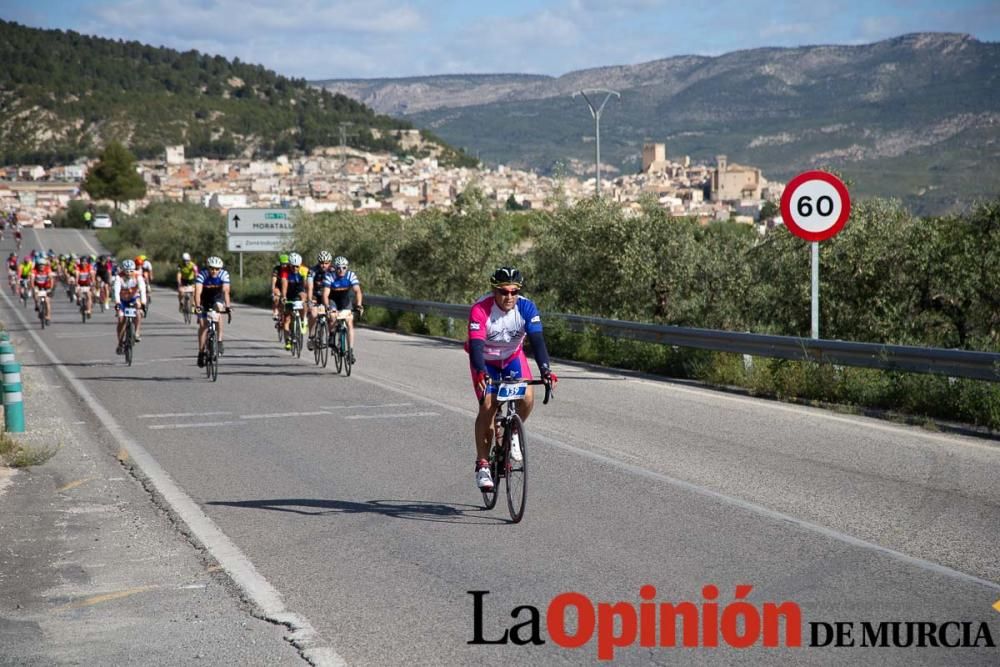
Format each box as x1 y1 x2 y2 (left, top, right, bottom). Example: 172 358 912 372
317 250 332 263
288 252 302 266
181 252 192 262
206 256 224 269
121 259 136 271
333 255 348 268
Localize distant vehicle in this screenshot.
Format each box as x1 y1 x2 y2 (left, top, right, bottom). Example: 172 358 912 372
42 218 53 228
92 213 112 229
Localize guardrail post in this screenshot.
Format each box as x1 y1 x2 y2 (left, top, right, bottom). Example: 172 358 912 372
2 361 25 433
0 340 14 365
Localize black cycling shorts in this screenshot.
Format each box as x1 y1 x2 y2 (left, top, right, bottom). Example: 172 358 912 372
329 289 354 312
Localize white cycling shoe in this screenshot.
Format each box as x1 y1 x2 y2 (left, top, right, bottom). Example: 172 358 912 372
509 433 522 462
476 463 494 491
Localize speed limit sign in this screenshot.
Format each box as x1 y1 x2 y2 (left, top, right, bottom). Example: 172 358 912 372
779 171 851 242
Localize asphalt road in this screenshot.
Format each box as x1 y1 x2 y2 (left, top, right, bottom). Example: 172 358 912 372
4 227 1000 665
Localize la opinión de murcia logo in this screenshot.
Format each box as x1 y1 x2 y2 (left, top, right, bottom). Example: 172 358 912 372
468 587 997 661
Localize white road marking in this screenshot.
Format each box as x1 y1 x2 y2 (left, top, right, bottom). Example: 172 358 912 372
320 403 413 410
344 411 439 420
148 421 235 430
239 411 330 420
351 371 1000 594
74 229 100 256
138 411 233 419
0 288 347 666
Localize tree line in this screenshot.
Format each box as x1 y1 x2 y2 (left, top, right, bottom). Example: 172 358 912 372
0 20 477 168
92 194 1000 428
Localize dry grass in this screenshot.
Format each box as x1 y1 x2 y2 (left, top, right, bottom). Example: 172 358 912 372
0 431 58 468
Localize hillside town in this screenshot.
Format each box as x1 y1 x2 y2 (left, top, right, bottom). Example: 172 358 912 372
0 131 785 229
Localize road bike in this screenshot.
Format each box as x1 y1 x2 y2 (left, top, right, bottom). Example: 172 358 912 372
98 280 109 313
19 279 29 308
120 303 139 366
312 304 330 368
78 285 92 322
179 286 194 325
203 303 231 382
481 377 552 523
36 289 50 329
330 309 355 375
287 300 305 358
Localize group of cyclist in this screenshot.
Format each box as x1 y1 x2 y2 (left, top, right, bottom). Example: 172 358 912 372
6 250 122 322
269 251 364 360
7 234 556 491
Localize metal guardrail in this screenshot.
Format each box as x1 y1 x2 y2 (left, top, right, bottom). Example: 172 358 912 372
364 295 1000 383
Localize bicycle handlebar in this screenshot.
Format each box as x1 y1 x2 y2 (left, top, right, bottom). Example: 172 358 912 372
486 377 554 405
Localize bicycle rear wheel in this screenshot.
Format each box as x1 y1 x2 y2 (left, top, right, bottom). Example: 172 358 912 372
182 294 192 325
39 300 46 329
504 414 527 523
481 446 500 510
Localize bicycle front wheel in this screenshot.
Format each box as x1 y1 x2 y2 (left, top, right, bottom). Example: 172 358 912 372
124 320 134 366
291 316 302 358
316 322 329 368
343 335 353 377
206 331 218 381
333 327 344 373
182 295 192 325
504 414 527 523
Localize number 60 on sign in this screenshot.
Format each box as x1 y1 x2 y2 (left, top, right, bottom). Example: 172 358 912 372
779 171 851 242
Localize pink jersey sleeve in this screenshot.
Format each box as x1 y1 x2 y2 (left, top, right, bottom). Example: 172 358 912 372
468 297 490 342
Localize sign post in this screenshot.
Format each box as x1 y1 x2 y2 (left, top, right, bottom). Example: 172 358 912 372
779 171 851 339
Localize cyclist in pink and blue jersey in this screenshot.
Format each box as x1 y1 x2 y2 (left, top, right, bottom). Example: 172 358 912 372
466 266 557 491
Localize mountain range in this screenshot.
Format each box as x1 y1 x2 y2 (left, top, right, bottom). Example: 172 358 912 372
316 33 1000 216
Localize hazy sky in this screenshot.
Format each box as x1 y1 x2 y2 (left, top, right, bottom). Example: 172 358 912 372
4 0 999 80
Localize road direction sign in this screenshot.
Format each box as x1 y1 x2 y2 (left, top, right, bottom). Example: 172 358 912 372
779 171 851 242
226 208 294 234
227 234 290 252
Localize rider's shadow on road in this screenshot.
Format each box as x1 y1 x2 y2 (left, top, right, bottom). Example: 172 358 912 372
206 498 507 525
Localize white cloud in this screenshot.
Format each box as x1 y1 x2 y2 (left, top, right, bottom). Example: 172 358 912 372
758 22 814 39
88 0 424 40
858 15 904 41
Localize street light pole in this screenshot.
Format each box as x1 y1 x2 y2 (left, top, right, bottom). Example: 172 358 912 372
572 89 620 197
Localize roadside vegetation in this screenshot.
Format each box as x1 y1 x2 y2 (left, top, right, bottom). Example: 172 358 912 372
97 194 1000 430
0 431 58 468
